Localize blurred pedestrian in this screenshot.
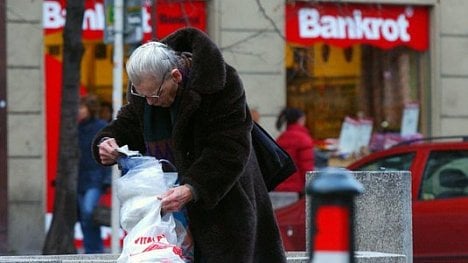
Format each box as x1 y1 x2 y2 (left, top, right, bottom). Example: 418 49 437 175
274 107 314 197
92 28 286 262
99 101 113 123
77 94 111 253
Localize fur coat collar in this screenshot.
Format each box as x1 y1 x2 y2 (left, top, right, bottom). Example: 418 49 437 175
162 27 226 95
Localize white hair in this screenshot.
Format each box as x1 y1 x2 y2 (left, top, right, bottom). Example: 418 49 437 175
125 42 177 85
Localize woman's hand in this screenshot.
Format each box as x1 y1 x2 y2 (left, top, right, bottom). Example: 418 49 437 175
98 137 120 165
159 185 193 213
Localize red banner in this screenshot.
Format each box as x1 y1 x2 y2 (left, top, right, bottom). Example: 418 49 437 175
154 0 207 40
286 3 429 51
43 0 106 40
43 0 206 41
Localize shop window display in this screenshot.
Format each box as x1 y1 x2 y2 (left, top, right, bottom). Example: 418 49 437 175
285 2 429 154
286 44 428 138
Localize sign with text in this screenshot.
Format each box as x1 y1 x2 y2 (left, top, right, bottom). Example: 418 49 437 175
43 0 206 41
103 0 144 44
154 0 207 40
286 2 429 51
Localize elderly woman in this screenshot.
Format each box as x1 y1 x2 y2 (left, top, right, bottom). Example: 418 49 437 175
93 28 286 262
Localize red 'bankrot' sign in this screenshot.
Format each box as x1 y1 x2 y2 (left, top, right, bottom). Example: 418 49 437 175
286 3 429 51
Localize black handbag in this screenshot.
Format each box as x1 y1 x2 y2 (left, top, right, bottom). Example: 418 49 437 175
252 122 297 191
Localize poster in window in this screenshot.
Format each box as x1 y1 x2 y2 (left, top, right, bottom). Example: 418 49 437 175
401 103 419 136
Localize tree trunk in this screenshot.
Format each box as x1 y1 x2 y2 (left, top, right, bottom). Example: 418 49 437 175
43 0 85 254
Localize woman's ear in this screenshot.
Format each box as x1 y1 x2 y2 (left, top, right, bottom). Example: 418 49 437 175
171 69 183 83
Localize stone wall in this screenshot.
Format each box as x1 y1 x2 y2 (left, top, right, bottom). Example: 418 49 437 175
438 0 468 136
6 0 45 254
209 0 286 137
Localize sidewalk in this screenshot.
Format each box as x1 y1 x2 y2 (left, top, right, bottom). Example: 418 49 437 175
0 251 405 262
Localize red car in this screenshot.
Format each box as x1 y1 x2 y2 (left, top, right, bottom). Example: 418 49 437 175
275 136 468 262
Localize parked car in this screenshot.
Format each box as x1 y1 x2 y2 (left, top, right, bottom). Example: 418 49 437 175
275 136 468 262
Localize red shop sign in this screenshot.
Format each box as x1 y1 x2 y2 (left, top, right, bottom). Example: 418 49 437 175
43 0 206 41
154 0 207 40
43 0 106 40
286 3 429 51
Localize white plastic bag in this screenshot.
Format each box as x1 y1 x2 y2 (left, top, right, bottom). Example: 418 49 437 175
116 154 185 263
119 202 184 263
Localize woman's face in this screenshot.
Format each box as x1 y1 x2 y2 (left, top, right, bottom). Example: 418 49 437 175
298 115 306 126
133 69 182 107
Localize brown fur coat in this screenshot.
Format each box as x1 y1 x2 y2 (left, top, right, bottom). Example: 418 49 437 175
92 28 286 263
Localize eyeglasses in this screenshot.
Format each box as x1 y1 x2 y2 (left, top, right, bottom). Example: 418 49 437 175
130 71 169 99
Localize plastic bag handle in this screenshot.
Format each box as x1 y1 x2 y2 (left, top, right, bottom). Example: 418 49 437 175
159 159 178 172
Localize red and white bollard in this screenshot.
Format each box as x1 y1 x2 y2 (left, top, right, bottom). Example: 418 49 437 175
306 168 364 263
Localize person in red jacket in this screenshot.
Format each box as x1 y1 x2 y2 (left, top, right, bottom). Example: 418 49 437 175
274 108 314 196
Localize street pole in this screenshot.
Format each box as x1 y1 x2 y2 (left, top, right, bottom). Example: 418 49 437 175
306 168 364 263
111 0 124 254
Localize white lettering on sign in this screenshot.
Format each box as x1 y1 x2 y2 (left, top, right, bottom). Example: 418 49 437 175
298 8 410 42
43 1 65 29
43 1 151 33
43 1 105 30
83 3 104 30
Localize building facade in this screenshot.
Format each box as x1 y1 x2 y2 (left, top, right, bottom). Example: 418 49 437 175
4 0 45 254
2 0 468 254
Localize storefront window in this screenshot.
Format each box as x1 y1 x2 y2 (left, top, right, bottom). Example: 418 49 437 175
286 43 429 139
285 2 430 151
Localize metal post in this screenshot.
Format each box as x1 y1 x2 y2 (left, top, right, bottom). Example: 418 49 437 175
111 0 124 254
306 168 364 263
